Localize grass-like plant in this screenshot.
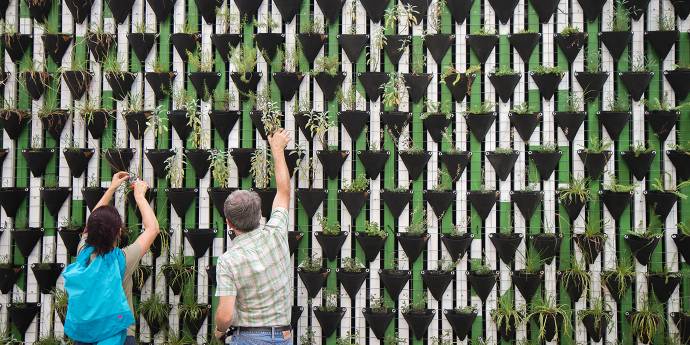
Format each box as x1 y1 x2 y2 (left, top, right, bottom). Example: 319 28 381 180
164 150 186 189
560 259 590 296
138 293 171 330
249 147 274 189
210 150 230 188
559 177 591 203
526 296 571 340
629 299 663 344
491 291 524 334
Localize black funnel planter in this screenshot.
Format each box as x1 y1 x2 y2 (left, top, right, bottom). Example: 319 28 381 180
86 110 111 139
467 34 498 64
577 0 605 21
40 111 69 141
509 113 541 142
314 307 346 337
249 111 270 140
40 187 71 217
624 0 651 20
381 111 411 139
424 190 455 218
337 269 368 299
489 73 521 102
31 263 64 294
665 68 690 100
511 190 543 221
575 72 609 102
531 233 561 264
182 304 209 336
210 110 240 142
86 33 115 63
443 72 475 102
512 270 543 302
171 33 199 62
422 270 454 301
425 33 454 63
288 231 303 256
230 70 261 96
645 190 677 220
486 150 519 181
601 190 632 221
195 0 218 23
380 269 410 299
400 151 431 181
423 113 451 143
63 148 94 178
490 233 522 264
42 33 72 63
208 187 236 215
285 149 304 177
82 187 106 211
13 228 44 258
360 0 389 22
439 151 471 181
62 70 92 100
355 233 386 263
554 111 586 141
358 150 389 179
291 306 303 330
555 32 587 64
531 72 563 100
646 110 679 142
27 0 52 22
578 150 612 179
124 111 151 139
384 35 411 65
65 0 93 22
296 189 327 217
467 190 498 220
192 72 222 100
105 0 135 23
574 234 605 265
381 190 412 219
599 31 632 61
560 196 585 221
673 312 690 345
185 149 211 177
23 71 51 100
339 34 368 62
399 0 430 21
604 274 632 303
3 33 31 63
145 72 176 101
314 0 345 22
339 110 369 139
314 72 346 101
446 0 472 24
509 32 540 62
162 265 193 295
358 72 389 101
487 0 519 23
620 71 653 101
0 149 6 166
8 303 40 335
230 148 255 178
317 150 349 179
315 231 348 261
559 270 586 301
469 271 497 302
598 111 630 140
127 33 156 62
440 233 473 261
58 227 83 257
362 308 395 340
672 0 690 19
397 233 429 263
273 72 304 101
0 264 23 294
145 149 175 177
339 190 368 217
293 112 313 141
298 33 327 64
0 110 30 140
621 151 656 181
149 230 170 259
183 228 216 258
103 148 134 172
668 150 690 181
273 0 301 22
649 273 680 303
211 33 242 60
403 310 435 340
22 148 54 177
146 0 174 22
624 234 660 266
582 314 608 342
445 309 476 340
254 33 284 61
234 0 263 19
167 188 198 216
298 268 329 298
497 316 519 341
529 0 559 22
465 113 496 142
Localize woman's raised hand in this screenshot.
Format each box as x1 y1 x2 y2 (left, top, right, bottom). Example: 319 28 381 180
109 172 130 190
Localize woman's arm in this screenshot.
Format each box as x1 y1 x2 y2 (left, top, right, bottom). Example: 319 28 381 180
131 180 160 253
93 172 130 210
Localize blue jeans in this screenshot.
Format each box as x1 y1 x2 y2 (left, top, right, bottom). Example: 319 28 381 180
229 330 293 345
74 335 135 345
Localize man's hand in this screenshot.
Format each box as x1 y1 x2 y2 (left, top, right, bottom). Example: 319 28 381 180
268 128 290 152
214 329 226 341
131 180 149 200
109 172 130 190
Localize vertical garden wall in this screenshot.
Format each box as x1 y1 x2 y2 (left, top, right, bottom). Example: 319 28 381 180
0 0 688 344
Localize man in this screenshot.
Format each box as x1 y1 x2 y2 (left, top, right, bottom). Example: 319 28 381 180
214 128 293 345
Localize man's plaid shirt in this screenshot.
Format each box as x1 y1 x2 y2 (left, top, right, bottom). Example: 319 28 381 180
216 207 292 326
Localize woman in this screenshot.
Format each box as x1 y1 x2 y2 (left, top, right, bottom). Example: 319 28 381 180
66 172 160 345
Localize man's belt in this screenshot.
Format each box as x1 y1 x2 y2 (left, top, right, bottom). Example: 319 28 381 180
234 325 291 333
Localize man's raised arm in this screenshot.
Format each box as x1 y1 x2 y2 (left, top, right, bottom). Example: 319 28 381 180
269 129 291 210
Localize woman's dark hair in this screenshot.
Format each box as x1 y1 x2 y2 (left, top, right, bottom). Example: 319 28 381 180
85 206 123 255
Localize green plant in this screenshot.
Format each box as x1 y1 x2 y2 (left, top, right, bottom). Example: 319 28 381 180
164 150 186 188
631 142 653 156
343 175 369 193
300 328 316 345
402 296 428 313
601 260 635 298
493 66 517 76
314 55 339 76
631 56 655 72
51 288 68 321
250 147 274 189
436 258 457 272
187 48 214 72
342 257 364 272
383 3 418 31
133 265 152 292
33 336 62 345
474 25 495 36
565 94 583 112
467 101 495 114
532 65 563 76
317 290 339 312
318 215 342 236
577 298 612 333
586 59 602 73
609 0 631 31
522 247 544 274
230 45 258 79
179 300 207 323
560 25 581 35
210 150 230 188
369 297 392 313
300 256 323 272
406 210 427 236
382 73 405 109
651 176 690 199
559 177 591 203
585 137 612 153
146 106 169 140
605 175 636 193
606 94 630 112
659 12 676 31
383 333 406 345
138 293 171 328
493 147 515 154
491 291 524 333
560 259 590 296
167 333 196 345
102 52 127 76
305 111 334 148
455 305 477 313
470 258 493 275
527 296 571 339
629 300 663 343
511 102 533 115
335 331 360 345
364 221 387 238
531 143 558 152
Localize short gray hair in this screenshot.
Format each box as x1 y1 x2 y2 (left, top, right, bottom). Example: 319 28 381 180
223 190 262 232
